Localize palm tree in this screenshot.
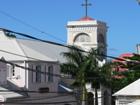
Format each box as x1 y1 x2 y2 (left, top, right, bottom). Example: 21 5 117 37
100 62 112 86
99 61 115 105
85 48 101 105
61 46 102 105
61 46 88 105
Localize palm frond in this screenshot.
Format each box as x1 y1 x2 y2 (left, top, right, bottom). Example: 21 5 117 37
60 63 78 77
61 46 85 67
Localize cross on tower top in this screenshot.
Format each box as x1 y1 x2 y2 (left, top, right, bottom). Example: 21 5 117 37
82 0 92 17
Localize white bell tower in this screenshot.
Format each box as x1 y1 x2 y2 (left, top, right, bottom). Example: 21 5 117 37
67 17 107 54
67 0 107 53
67 1 109 104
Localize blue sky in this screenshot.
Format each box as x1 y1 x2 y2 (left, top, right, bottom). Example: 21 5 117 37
0 0 140 57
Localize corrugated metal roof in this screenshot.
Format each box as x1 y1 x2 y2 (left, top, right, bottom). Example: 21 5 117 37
17 39 56 61
17 39 68 63
0 30 68 62
0 31 27 61
113 78 140 96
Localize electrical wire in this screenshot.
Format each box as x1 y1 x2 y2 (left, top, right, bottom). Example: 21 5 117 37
2 28 138 63
0 49 54 62
0 10 66 43
9 94 75 102
0 100 77 105
0 8 131 105
0 93 113 104
0 50 103 80
0 58 63 78
0 28 139 80
0 90 73 94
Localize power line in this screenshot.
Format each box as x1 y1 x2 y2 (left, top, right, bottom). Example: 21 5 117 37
0 10 66 43
0 49 55 62
0 58 63 78
0 48 138 81
0 49 103 80
2 28 67 48
0 100 77 105
9 94 75 102
0 54 121 87
0 29 139 80
0 90 73 94
2 28 137 62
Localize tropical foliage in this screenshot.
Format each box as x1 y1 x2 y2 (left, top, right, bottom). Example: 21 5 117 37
111 53 140 92
61 46 102 105
61 45 140 105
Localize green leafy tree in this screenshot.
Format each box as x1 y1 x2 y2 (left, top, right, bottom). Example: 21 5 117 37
111 53 140 92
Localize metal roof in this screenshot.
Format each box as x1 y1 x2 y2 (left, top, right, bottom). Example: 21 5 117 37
17 39 68 63
0 30 68 62
113 78 140 96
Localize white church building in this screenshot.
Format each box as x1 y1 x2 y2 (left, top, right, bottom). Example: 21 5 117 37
0 29 67 91
0 29 71 103
0 14 108 104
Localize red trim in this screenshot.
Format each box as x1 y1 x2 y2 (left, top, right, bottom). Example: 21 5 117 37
79 16 94 21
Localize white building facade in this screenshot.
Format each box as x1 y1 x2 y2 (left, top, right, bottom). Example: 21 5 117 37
0 29 61 91
0 29 68 102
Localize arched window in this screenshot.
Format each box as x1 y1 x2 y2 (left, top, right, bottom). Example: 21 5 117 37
48 66 53 82
74 33 90 42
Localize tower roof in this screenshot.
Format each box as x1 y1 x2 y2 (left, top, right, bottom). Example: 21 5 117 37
79 16 94 21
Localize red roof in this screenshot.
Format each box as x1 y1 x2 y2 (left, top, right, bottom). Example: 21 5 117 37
119 53 133 58
79 16 94 21
111 53 134 79
112 53 133 78
112 75 125 79
113 53 133 62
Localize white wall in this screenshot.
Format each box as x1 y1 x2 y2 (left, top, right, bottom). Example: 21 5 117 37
0 61 7 85
7 61 26 88
6 61 60 92
115 96 138 105
27 61 60 92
